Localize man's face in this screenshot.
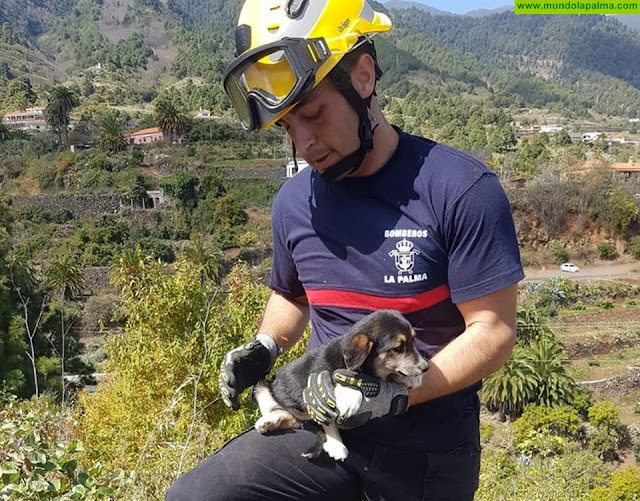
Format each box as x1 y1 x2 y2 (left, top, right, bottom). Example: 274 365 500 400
277 79 360 175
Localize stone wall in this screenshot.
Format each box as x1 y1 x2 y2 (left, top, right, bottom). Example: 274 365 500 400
11 194 128 220
578 367 640 397
227 167 285 180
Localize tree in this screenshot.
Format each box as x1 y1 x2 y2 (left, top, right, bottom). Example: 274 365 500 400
0 122 11 142
481 346 538 419
154 96 186 144
45 85 79 150
554 129 572 147
185 234 223 284
97 111 128 153
516 306 554 347
481 307 576 419
3 77 37 111
44 254 85 407
527 337 575 408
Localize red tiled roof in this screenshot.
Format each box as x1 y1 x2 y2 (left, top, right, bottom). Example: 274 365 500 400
128 127 163 136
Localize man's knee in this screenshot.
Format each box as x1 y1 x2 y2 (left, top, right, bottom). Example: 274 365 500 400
165 464 239 501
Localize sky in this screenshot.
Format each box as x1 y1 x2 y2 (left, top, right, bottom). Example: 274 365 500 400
382 0 511 14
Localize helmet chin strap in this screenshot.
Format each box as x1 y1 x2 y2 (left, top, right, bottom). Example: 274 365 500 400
290 64 379 183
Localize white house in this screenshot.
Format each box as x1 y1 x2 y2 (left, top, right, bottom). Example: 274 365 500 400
540 125 564 134
2 107 49 131
581 132 602 143
286 158 310 178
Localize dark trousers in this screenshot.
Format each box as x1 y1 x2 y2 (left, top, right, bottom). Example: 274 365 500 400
165 425 480 501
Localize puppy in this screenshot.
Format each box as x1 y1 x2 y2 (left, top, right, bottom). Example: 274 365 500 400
253 309 429 461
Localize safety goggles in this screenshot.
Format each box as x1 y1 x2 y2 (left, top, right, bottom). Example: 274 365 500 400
223 37 331 131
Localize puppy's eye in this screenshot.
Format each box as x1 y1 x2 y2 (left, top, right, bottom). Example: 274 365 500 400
393 345 405 354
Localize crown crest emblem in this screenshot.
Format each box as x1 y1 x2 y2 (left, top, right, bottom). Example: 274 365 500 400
395 239 414 253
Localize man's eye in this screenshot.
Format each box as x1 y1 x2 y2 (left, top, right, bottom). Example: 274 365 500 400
276 120 290 131
304 109 321 121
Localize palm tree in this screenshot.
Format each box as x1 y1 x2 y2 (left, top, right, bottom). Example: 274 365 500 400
45 85 79 150
44 254 85 407
0 122 11 142
481 335 576 420
481 346 538 420
516 306 554 347
154 97 186 144
45 254 85 301
185 233 223 283
98 112 128 153
527 337 576 408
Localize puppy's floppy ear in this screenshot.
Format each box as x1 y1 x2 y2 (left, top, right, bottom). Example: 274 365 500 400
344 333 373 370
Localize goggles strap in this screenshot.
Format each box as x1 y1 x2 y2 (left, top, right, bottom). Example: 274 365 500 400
319 65 377 182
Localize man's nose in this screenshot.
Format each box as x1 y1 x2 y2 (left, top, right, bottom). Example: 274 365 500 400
288 123 315 156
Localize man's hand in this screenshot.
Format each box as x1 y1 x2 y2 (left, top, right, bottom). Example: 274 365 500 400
303 369 409 429
219 335 278 410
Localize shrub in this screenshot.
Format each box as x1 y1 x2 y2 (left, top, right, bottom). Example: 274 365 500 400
597 242 618 261
480 422 494 444
549 240 569 264
589 467 640 500
78 260 308 498
589 427 620 461
571 387 593 420
513 404 583 447
631 236 640 260
477 450 609 501
0 394 130 499
633 442 640 466
589 401 620 429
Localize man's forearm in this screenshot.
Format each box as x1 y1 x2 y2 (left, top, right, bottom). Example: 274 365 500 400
408 322 515 406
408 284 518 406
258 291 310 352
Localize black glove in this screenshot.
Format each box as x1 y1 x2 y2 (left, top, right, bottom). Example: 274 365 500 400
303 369 409 429
219 335 279 410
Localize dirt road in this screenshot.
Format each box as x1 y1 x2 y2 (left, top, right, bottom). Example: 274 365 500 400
524 262 640 281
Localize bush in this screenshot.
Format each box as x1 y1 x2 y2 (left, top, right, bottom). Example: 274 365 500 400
590 467 640 501
513 404 583 446
0 394 130 499
477 450 609 501
633 441 640 464
631 236 640 260
589 427 620 461
589 401 620 429
549 240 569 264
571 387 593 420
78 260 308 498
597 242 618 261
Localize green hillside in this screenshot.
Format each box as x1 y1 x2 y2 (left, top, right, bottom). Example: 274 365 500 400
1 0 640 118
390 9 640 116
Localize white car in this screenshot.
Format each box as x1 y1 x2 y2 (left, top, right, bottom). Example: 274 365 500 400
560 263 579 273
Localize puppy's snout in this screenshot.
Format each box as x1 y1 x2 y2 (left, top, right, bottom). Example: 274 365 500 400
416 356 429 374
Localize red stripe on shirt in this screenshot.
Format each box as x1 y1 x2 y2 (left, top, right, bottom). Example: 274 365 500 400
305 284 451 313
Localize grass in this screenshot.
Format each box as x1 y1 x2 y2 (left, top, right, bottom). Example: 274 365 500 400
569 346 640 381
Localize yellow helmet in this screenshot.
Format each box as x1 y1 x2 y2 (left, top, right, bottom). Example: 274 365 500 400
223 0 392 131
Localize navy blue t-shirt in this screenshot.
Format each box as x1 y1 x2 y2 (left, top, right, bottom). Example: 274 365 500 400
269 130 524 451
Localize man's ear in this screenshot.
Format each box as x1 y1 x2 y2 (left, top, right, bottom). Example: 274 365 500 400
343 332 374 370
350 53 376 98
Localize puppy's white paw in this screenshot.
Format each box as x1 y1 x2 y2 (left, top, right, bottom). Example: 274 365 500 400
255 415 277 434
322 436 349 461
255 410 299 434
334 384 363 419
